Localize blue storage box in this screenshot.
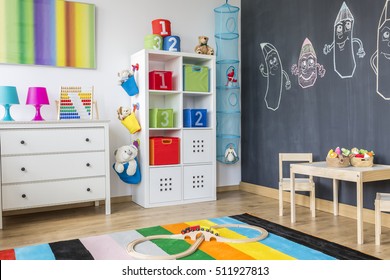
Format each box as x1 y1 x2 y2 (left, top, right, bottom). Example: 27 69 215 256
183 108 207 127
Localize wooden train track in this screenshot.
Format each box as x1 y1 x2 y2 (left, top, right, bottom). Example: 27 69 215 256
127 224 269 260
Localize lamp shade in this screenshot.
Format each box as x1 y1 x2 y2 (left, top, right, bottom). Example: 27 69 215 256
26 87 49 105
26 87 50 121
0 86 20 105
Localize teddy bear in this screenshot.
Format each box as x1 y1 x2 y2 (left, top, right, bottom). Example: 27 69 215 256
114 144 138 176
117 106 132 120
194 36 214 55
117 69 133 85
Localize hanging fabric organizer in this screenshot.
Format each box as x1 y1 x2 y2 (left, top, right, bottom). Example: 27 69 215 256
214 1 240 164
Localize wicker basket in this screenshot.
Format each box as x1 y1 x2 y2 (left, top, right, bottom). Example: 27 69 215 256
351 156 374 167
326 156 351 168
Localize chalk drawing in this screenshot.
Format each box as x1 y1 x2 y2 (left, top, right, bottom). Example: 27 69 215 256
323 2 365 79
371 0 390 100
292 38 326 89
259 43 291 111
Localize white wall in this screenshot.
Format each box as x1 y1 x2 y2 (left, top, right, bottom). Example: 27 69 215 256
0 0 241 197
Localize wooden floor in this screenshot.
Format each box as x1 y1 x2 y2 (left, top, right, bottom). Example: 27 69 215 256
1 190 390 259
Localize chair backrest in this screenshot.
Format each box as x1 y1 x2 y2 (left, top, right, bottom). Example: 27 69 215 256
279 153 313 181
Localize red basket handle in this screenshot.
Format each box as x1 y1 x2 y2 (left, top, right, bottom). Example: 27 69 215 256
161 139 172 144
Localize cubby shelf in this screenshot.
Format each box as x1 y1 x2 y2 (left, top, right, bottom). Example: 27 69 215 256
130 49 216 208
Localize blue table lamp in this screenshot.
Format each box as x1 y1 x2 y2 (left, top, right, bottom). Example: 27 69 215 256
0 86 20 121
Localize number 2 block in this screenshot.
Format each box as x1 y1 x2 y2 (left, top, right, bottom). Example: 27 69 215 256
183 109 207 127
163 36 181 52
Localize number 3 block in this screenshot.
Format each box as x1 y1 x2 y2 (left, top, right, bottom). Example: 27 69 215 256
149 71 173 90
183 109 207 127
150 108 173 128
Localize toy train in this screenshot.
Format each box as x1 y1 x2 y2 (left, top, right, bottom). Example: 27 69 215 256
181 225 219 236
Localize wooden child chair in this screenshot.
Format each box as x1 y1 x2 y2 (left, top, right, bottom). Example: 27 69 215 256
279 153 316 217
375 192 390 245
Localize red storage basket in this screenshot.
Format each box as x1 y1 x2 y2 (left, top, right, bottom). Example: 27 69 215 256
150 137 180 165
149 70 173 90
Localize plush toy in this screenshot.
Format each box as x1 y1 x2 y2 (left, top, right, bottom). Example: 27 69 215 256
195 36 214 55
114 144 138 176
117 69 133 85
117 106 132 121
225 145 238 163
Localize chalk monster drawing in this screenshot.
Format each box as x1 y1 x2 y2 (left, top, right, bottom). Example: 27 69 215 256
292 38 326 88
371 0 390 100
323 2 365 78
259 43 291 111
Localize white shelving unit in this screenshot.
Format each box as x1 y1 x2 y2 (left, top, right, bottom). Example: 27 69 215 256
130 49 216 208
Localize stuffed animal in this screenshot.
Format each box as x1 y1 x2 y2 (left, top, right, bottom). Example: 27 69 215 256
114 144 138 176
225 145 238 163
117 69 133 85
195 36 214 55
117 106 132 120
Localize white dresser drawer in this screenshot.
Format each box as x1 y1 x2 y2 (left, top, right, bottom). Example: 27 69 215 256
183 130 213 163
2 177 106 210
1 152 106 184
1 128 105 155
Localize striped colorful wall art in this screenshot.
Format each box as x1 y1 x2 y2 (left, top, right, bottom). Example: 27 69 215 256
0 0 95 69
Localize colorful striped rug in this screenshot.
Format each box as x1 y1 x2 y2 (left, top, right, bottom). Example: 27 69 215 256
0 213 378 260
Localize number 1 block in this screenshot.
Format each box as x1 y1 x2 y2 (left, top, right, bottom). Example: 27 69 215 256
149 70 173 90
152 19 171 37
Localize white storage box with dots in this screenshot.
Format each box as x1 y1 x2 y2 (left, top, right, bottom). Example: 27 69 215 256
149 167 182 204
182 130 213 163
183 165 213 200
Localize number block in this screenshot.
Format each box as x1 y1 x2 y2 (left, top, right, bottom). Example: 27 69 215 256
144 34 163 50
149 70 173 90
163 36 181 52
152 19 171 37
183 65 209 92
183 108 207 127
149 108 174 128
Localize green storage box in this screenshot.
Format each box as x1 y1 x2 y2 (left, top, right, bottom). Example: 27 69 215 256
183 64 209 92
149 108 173 128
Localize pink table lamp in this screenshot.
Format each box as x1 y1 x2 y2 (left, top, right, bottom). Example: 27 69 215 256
26 87 50 121
0 86 20 121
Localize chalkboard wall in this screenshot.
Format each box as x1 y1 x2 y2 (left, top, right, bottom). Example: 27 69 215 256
241 0 390 209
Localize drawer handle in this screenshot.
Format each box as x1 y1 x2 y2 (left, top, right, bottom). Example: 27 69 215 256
21 167 26 172
20 140 25 145
86 163 91 167
87 188 91 192
22 194 27 198
85 138 90 142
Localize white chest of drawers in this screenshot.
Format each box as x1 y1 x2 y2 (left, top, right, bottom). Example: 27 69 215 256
0 121 111 229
